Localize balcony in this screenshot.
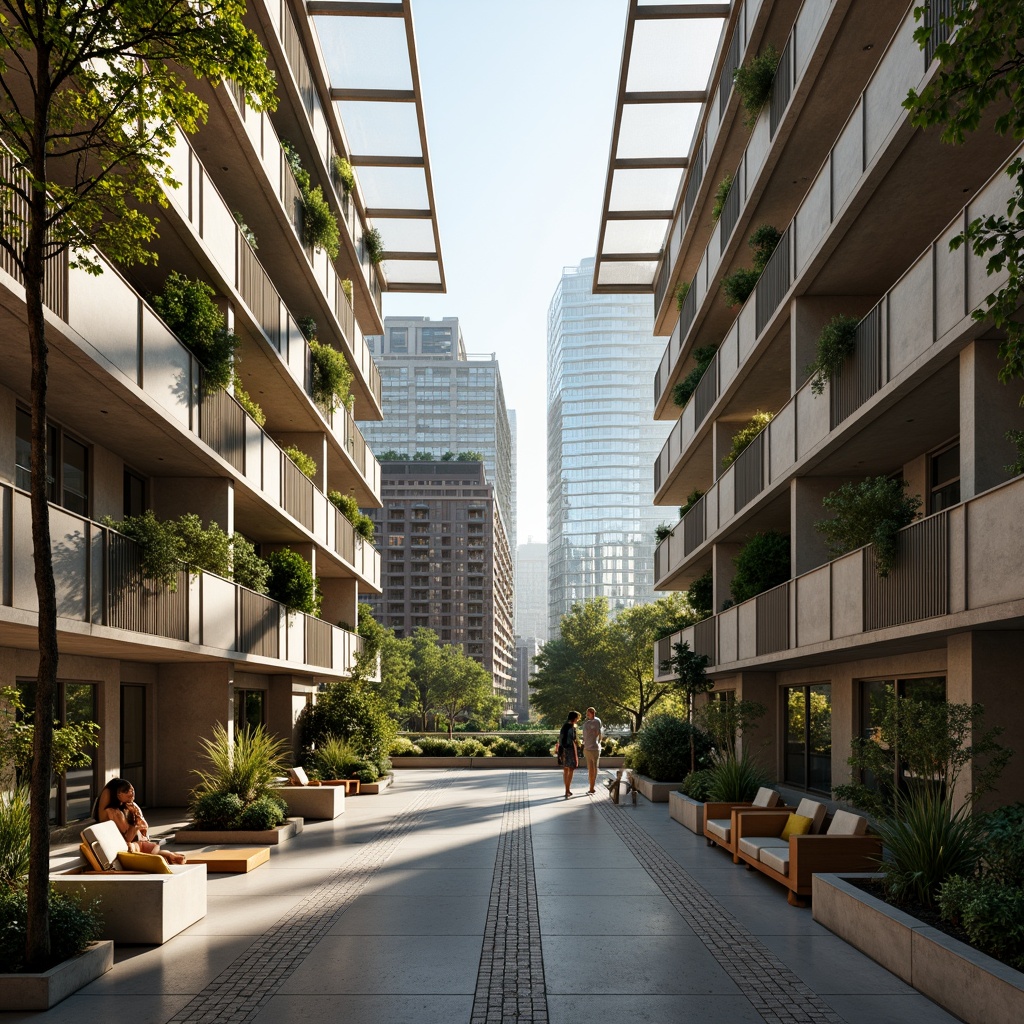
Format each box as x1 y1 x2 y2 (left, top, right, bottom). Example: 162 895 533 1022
653 148 1016 589
654 475 1024 678
0 485 361 676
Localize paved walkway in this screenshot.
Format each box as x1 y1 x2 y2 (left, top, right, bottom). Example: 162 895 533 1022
6 770 959 1024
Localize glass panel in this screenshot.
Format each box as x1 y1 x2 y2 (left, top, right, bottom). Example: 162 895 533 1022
627 18 724 93
124 470 145 518
313 15 412 91
236 690 266 733
336 101 422 158
62 436 88 515
121 684 147 804
602 220 670 255
15 407 31 490
808 684 832 793
784 687 806 786
617 103 699 160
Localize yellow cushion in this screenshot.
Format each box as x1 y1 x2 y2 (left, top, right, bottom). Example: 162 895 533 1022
780 813 813 840
116 850 173 874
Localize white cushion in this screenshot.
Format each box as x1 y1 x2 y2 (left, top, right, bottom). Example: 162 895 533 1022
81 820 128 870
752 787 780 808
705 819 731 842
288 766 309 786
759 846 791 873
827 809 868 836
794 799 828 833
738 835 789 859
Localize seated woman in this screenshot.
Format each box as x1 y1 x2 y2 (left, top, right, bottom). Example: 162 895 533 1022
93 778 186 865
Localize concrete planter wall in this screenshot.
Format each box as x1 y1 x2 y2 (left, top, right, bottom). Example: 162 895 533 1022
813 873 1024 1024
355 773 394 794
174 817 303 844
634 774 684 803
389 756 626 770
0 940 113 1010
271 785 345 819
669 790 704 832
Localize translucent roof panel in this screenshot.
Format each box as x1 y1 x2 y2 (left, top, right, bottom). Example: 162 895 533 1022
596 261 659 288
626 18 725 93
602 220 669 255
380 260 442 286
609 168 683 212
377 218 436 253
312 15 412 91
357 166 429 209
336 101 422 158
617 103 700 161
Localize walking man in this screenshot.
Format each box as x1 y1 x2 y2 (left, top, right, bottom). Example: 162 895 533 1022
582 706 603 794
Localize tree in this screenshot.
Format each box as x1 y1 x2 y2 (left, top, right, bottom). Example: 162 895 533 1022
660 641 713 773
0 1 275 969
403 627 443 730
431 646 497 739
904 2 1024 399
351 603 412 711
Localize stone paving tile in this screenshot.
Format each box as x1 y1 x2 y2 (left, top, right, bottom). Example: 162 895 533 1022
470 771 549 1024
163 775 457 1024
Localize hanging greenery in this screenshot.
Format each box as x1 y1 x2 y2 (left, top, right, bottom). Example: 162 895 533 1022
721 410 774 468
282 444 317 480
328 490 376 542
679 488 705 518
233 210 257 250
805 314 860 395
733 45 781 128
332 154 356 195
748 223 782 272
672 345 718 407
675 280 691 311
730 531 790 603
230 534 270 593
721 267 760 307
232 373 265 426
266 548 321 615
281 140 340 257
655 524 674 543
364 225 385 264
711 173 732 221
309 340 354 412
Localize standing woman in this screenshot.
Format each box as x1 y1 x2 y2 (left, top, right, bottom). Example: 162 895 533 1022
556 711 581 799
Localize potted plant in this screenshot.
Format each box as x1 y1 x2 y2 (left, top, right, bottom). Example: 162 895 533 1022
672 346 718 408
805 314 860 394
729 531 790 603
733 45 781 128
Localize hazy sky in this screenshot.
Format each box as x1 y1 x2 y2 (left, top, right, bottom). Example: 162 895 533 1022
382 0 628 544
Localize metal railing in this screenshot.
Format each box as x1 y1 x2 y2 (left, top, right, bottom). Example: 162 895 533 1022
924 0 954 69
693 356 719 427
280 2 316 118
864 513 949 631
756 582 789 655
199 382 246 473
237 587 280 659
719 27 743 121
279 152 308 253
678 275 699 343
769 37 794 139
755 228 790 336
830 305 882 428
684 137 706 224
305 615 333 668
694 617 717 663
683 493 707 556
106 534 189 642
720 168 742 252
733 430 765 514
237 237 283 351
281 451 315 531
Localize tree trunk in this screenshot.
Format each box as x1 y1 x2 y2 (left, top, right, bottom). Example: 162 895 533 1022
25 147 58 969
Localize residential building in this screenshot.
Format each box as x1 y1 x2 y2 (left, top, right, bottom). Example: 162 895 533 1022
0 2 443 816
595 2 1024 805
361 316 516 552
547 258 672 637
363 461 515 707
514 635 542 723
516 541 549 642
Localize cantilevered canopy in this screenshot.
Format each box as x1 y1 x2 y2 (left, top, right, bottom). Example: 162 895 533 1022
594 1 728 293
309 0 445 293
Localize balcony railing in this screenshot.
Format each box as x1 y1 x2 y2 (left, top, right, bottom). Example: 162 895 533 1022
733 430 765 514
199 381 247 473
755 583 789 655
769 37 794 139
683 493 707 556
924 0 954 69
107 535 189 642
719 167 743 252
830 305 882 429
719 26 743 122
754 227 790 336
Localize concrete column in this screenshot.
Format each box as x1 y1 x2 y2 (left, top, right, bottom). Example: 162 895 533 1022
265 675 316 759
790 476 848 576
319 577 358 630
276 432 328 492
946 630 1024 810
151 477 234 534
713 542 743 611
790 295 879 396
153 661 234 806
733 672 779 775
960 339 1022 499
0 386 15 487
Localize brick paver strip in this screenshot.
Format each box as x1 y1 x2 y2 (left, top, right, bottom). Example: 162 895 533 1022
471 771 548 1024
594 796 846 1024
166 775 456 1024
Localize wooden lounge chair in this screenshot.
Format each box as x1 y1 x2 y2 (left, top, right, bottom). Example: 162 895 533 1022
703 786 784 861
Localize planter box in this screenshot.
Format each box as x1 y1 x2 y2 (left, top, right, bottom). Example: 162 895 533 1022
813 873 1024 1024
0 940 113 1010
51 864 207 945
388 756 627 770
669 790 704 833
355 773 394 794
173 817 303 845
271 785 345 819
633 774 684 803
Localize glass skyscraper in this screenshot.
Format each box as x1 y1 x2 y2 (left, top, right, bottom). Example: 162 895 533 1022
547 258 671 636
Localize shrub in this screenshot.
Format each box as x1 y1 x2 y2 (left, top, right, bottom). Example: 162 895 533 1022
600 736 621 757
192 723 289 807
981 802 1024 886
939 875 1024 968
231 534 270 594
748 223 782 272
151 272 239 391
237 794 286 830
631 714 713 781
687 569 713 620
655 524 673 543
680 767 715 801
173 513 232 576
232 373 266 425
389 736 423 756
0 786 30 888
679 488 705 518
266 548 320 615
733 45 780 128
298 680 399 766
489 738 524 757
364 225 385 264
416 737 460 756
191 790 244 829
721 266 760 307
298 315 318 342
454 738 488 757
0 886 101 972
311 734 359 779
234 210 257 250
706 752 771 802
814 477 922 577
341 277 353 301
328 490 376 542
805 314 860 395
282 443 317 480
309 339 354 412
516 735 554 757
675 280 691 311
730 531 790 603
333 154 355 195
697 698 767 757
721 410 773 468
1006 428 1024 476
346 759 380 784
711 173 732 221
672 345 718 408
282 140 341 257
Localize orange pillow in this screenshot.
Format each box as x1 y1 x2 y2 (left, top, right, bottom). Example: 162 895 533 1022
781 813 813 840
79 842 104 872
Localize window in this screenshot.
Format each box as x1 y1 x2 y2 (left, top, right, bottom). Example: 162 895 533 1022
389 327 408 353
421 326 452 354
929 442 960 514
15 408 90 515
124 470 145 518
235 689 266 734
784 684 832 793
